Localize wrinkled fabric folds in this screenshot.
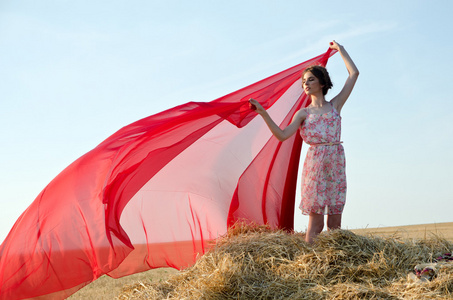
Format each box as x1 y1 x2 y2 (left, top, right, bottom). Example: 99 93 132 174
0 49 335 299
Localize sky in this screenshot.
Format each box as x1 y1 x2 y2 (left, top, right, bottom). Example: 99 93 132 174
1 0 452 242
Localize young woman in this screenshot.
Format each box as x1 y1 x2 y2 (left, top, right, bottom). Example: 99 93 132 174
249 40 359 243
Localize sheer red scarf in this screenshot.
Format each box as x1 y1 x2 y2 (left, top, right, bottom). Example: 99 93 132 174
0 49 336 299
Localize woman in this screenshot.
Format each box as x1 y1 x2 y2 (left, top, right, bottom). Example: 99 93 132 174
249 41 359 243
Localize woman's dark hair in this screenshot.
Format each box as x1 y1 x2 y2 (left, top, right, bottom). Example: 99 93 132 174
302 65 333 95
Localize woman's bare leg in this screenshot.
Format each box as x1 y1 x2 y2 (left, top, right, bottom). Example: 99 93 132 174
326 214 342 230
306 213 324 243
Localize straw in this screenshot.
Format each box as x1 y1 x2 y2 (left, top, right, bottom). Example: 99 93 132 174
117 223 453 299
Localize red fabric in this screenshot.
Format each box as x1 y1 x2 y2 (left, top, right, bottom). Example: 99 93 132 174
0 49 335 299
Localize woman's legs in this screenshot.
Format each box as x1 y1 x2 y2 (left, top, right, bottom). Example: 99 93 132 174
306 213 324 243
326 214 342 230
306 213 342 243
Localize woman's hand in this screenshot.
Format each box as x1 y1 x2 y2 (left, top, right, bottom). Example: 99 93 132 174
249 98 266 115
329 40 342 51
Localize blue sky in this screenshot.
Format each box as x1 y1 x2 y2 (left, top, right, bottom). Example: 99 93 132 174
1 0 452 242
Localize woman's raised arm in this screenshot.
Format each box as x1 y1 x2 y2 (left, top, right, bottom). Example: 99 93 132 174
330 41 359 113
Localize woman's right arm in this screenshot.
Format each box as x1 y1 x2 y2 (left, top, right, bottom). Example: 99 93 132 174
249 98 306 141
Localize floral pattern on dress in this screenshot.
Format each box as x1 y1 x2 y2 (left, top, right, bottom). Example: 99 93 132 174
299 104 346 215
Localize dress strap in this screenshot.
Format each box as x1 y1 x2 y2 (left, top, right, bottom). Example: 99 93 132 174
330 101 341 114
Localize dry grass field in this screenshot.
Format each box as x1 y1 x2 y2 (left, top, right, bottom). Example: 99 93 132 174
69 222 453 299
351 222 453 241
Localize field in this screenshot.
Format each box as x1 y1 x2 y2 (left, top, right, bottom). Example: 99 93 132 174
351 222 453 241
69 222 453 299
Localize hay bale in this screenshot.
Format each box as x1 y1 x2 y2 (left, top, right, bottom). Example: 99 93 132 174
117 225 453 299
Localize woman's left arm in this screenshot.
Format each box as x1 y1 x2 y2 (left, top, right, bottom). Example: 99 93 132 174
330 41 359 113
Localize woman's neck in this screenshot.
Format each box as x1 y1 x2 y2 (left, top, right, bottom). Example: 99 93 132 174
310 94 327 107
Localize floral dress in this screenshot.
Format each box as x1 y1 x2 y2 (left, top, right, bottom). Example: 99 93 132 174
299 103 346 215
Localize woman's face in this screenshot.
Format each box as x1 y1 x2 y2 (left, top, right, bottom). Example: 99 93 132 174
302 72 323 96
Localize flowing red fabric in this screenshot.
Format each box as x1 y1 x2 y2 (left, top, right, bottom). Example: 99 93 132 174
0 49 335 299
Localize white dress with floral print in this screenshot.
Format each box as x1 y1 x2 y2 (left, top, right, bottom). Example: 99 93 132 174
299 103 346 215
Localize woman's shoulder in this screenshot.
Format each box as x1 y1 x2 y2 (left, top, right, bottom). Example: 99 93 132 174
329 99 341 114
291 108 309 124
297 107 310 117
329 98 344 115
